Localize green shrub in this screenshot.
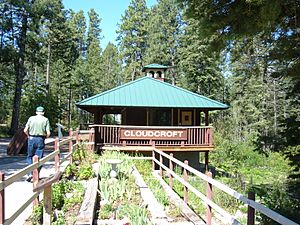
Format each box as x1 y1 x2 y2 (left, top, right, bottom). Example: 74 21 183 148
78 163 94 180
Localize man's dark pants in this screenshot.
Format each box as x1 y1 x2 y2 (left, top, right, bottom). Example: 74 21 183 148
27 136 45 175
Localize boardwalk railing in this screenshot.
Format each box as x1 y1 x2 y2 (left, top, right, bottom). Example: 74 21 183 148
152 149 298 225
0 128 81 225
90 124 213 147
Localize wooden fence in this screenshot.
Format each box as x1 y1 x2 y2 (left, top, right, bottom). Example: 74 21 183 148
152 149 298 225
0 129 80 225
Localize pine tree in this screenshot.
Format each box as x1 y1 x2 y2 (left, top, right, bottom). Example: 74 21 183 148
101 42 122 91
177 18 224 100
117 0 149 81
144 0 182 65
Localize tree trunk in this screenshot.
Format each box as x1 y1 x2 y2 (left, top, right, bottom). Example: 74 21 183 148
46 43 51 92
9 12 28 134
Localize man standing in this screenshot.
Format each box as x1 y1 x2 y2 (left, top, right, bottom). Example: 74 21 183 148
24 106 51 181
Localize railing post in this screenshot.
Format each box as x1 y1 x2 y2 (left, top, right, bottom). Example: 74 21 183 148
54 137 60 172
184 160 188 204
89 128 95 151
206 171 212 225
33 155 39 206
76 128 79 145
159 153 163 177
169 153 173 189
247 191 255 225
43 185 52 225
152 151 155 171
69 128 73 164
0 172 5 224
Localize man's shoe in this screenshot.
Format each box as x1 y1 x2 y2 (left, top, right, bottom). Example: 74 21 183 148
25 175 32 182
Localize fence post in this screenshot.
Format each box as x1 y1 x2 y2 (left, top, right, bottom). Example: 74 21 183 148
247 191 255 225
89 128 95 151
33 156 39 206
76 128 79 145
159 154 163 177
169 153 173 189
183 160 188 204
43 185 52 225
152 151 155 171
0 172 5 224
206 171 212 225
69 128 73 164
54 138 60 172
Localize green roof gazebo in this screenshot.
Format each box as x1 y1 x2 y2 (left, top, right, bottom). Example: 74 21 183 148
76 64 229 170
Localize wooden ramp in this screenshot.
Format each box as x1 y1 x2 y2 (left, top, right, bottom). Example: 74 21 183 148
7 128 28 155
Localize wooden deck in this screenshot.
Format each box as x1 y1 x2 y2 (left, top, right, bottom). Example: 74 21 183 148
90 125 214 152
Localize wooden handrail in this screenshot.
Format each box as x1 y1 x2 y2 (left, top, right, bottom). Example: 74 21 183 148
0 129 78 225
153 148 298 225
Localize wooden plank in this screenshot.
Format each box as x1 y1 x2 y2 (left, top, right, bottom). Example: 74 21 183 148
100 145 213 152
7 128 28 155
33 171 62 192
76 163 99 225
131 166 168 221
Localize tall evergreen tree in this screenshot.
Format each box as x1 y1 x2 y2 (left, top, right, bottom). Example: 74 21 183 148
177 18 224 100
144 0 182 66
101 42 122 91
117 0 149 81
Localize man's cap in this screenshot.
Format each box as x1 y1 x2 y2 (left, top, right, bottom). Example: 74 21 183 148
36 106 45 112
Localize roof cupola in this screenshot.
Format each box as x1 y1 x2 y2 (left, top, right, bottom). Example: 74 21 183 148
142 63 171 82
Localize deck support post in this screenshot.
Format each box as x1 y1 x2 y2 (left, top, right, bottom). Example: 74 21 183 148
247 191 255 225
205 152 209 172
205 111 209 126
0 172 5 224
206 171 212 225
183 160 189 203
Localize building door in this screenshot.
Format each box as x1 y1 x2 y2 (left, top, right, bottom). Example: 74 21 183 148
181 111 193 126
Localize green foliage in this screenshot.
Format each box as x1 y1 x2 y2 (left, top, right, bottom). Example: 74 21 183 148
252 181 300 224
135 160 170 207
97 151 153 223
78 163 94 180
52 181 66 209
119 204 153 225
144 0 182 75
30 204 43 225
117 0 149 81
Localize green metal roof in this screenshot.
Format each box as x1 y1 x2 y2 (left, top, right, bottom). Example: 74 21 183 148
76 76 229 110
142 63 171 71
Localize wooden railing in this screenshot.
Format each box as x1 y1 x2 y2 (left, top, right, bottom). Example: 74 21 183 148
89 125 213 147
152 149 298 225
0 129 80 225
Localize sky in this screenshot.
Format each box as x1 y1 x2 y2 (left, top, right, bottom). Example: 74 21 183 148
63 0 157 49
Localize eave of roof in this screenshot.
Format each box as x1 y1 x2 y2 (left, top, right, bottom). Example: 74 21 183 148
76 76 229 110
